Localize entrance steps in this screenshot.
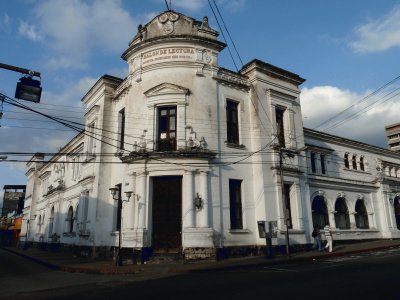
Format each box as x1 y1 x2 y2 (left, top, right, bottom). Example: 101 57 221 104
147 252 183 264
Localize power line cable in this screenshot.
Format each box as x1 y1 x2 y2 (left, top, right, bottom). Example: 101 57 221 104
313 74 400 131
211 0 244 67
207 0 239 72
323 88 400 132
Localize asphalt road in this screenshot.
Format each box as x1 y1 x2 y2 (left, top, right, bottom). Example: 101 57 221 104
2 248 400 299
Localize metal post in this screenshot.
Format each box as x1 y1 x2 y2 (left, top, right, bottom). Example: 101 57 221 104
117 197 122 266
279 147 290 256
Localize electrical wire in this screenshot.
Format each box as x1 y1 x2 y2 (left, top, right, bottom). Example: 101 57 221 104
211 0 244 67
313 74 400 131
207 0 239 72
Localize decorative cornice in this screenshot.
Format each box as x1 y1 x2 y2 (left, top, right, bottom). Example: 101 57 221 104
113 78 132 100
213 68 249 90
304 128 400 158
144 82 190 97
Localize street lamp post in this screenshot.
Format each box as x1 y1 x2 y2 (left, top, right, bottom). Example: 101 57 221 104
109 187 133 266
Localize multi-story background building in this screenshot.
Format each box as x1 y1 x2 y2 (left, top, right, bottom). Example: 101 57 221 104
22 10 400 262
385 122 400 152
1 185 26 217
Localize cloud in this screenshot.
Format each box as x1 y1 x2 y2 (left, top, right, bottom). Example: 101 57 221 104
0 13 12 32
19 0 137 69
350 5 400 53
300 86 400 148
18 21 42 41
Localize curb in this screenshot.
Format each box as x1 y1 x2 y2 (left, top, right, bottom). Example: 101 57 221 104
0 247 60 271
182 243 400 274
3 243 400 275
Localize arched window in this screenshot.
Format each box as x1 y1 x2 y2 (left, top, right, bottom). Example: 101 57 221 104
344 153 349 168
335 198 350 229
394 196 400 230
312 196 329 229
66 206 74 233
352 155 357 170
48 207 54 237
355 200 369 229
359 156 365 171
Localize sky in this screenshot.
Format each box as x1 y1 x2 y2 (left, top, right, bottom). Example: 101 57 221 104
1 0 400 208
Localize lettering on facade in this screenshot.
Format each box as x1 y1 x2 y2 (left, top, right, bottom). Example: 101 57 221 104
142 47 195 66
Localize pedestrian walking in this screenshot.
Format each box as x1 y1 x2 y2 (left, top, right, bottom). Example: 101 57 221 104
312 227 322 251
324 225 333 252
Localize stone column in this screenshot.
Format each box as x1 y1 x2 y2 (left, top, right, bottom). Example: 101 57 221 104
349 212 357 229
198 170 209 228
293 183 304 230
315 153 321 174
184 170 195 228
137 172 148 229
328 211 336 228
126 172 136 229
386 192 395 229
177 100 187 150
288 108 296 149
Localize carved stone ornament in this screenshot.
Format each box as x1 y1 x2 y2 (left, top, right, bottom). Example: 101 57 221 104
337 192 345 199
158 12 179 35
163 22 174 34
202 50 212 64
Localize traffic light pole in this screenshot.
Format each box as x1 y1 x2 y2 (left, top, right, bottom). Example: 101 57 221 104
0 62 41 77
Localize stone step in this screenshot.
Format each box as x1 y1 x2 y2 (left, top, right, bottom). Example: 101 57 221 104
146 252 183 264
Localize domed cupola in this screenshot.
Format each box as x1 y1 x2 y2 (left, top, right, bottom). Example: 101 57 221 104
121 10 226 69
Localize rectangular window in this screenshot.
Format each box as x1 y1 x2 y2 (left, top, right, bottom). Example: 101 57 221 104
229 179 243 229
226 100 239 144
157 106 177 151
275 107 285 147
320 154 326 174
310 152 316 173
118 108 125 150
283 183 292 229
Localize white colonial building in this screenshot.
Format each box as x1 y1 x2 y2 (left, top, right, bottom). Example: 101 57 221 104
21 10 400 261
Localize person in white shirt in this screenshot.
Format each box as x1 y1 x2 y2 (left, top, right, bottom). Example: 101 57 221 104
324 225 333 252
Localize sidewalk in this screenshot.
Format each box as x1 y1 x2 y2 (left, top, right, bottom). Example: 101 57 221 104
2 239 400 276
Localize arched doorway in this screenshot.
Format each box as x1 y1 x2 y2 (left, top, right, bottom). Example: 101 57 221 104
335 198 350 229
355 200 369 229
394 196 400 230
312 196 329 229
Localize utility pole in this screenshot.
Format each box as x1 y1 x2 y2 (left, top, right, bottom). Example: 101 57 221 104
278 146 290 256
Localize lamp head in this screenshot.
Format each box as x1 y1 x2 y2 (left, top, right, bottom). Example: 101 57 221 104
125 191 133 201
109 187 119 199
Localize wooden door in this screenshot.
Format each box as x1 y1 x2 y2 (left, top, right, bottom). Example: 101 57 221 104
152 176 182 253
